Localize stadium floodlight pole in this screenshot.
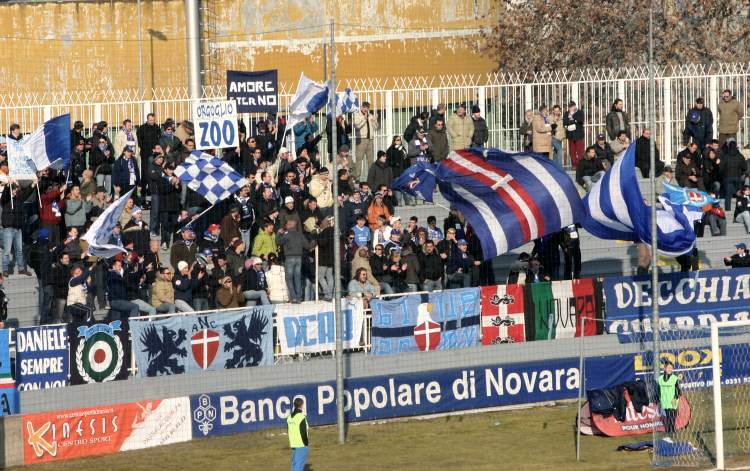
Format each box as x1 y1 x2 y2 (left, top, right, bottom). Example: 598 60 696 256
648 0 661 407
330 18 346 446
184 0 202 100
137 0 144 101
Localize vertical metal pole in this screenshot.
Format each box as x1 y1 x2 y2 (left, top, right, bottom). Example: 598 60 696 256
648 3 662 461
184 0 202 100
323 43 328 165
315 246 319 301
137 0 144 101
330 19 345 445
576 316 585 461
711 321 725 469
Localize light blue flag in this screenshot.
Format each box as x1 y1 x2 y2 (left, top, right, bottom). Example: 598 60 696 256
80 188 134 258
130 307 274 378
335 88 360 115
662 182 717 208
24 114 71 171
287 73 330 128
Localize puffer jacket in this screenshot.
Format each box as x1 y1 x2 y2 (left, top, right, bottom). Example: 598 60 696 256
447 113 473 150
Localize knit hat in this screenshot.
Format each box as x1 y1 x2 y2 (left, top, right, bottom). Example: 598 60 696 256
177 261 189 271
284 196 294 204
471 105 480 114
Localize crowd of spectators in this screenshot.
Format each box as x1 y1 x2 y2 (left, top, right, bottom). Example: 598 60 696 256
0 91 744 326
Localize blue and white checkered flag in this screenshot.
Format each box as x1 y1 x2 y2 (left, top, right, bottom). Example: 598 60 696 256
336 88 360 115
175 151 248 205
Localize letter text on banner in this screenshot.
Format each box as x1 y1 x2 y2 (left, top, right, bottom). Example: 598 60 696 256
16 325 69 391
22 398 191 465
193 100 240 151
276 299 364 355
226 70 279 113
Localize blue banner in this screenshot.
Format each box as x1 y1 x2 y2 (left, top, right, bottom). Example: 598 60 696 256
603 268 750 333
0 329 18 415
370 288 481 355
226 70 278 113
131 307 274 378
15 325 69 391
190 353 634 438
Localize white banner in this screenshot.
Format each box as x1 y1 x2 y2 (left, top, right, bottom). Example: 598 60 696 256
7 135 37 179
193 100 239 150
276 299 364 355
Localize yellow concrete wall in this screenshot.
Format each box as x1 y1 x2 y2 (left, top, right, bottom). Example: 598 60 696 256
0 0 495 98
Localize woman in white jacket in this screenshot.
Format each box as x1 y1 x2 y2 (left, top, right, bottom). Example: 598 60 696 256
266 253 289 304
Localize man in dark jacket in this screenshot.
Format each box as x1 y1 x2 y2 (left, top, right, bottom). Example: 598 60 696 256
1 180 36 276
563 101 585 168
367 151 393 192
683 97 713 152
606 99 631 140
242 257 270 305
29 229 56 323
315 223 335 301
675 143 704 189
147 154 165 237
575 146 607 191
403 112 430 143
634 129 662 178
112 146 140 197
719 138 747 211
173 260 198 311
470 106 489 147
593 134 614 165
418 240 443 292
107 258 139 320
278 219 316 303
428 119 450 163
170 227 199 268
724 243 750 268
136 113 161 192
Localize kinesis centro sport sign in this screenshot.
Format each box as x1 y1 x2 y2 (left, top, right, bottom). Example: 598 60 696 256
192 100 239 151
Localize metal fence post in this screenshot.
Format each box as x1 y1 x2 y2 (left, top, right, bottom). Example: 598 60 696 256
663 78 673 164
385 90 394 140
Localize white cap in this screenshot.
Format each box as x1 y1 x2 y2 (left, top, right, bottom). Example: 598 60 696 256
279 147 288 154
284 196 295 204
177 261 189 271
390 216 401 225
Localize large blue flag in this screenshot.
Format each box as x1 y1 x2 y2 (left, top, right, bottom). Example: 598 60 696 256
393 148 584 259
391 162 438 203
582 144 697 257
130 307 273 378
23 114 71 171
662 182 717 208
369 288 480 355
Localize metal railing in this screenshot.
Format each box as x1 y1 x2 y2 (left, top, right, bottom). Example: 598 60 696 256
0 63 748 166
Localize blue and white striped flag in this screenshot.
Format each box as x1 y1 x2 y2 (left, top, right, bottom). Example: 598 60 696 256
335 88 360 115
175 151 248 205
582 143 697 257
81 188 134 258
23 114 71 171
287 73 330 128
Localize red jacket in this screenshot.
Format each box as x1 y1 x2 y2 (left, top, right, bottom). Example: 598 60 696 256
40 189 66 225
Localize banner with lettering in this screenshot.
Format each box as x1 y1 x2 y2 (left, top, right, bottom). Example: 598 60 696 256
480 284 525 344
603 268 750 334
68 321 130 385
16 325 69 391
370 288 480 355
524 279 602 340
0 329 18 415
130 306 274 378
226 70 278 113
276 299 364 355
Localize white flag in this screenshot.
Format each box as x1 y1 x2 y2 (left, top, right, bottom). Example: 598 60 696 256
81 188 135 258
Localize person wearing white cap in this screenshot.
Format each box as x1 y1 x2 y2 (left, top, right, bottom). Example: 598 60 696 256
172 260 197 312
279 196 302 230
242 257 270 305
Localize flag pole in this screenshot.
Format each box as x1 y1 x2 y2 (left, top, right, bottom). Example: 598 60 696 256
36 180 42 209
648 0 661 412
330 19 346 446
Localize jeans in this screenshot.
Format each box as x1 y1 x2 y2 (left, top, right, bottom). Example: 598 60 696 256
156 303 176 313
447 272 471 288
422 279 442 292
2 227 24 272
240 230 252 256
318 266 334 300
149 194 160 236
284 256 303 302
290 447 308 471
551 137 563 167
96 174 112 195
132 299 156 316
38 284 54 324
736 212 750 233
710 180 721 196
55 298 67 322
243 290 270 305
724 177 742 211
175 300 194 312
193 297 209 312
706 213 726 236
379 282 394 295
581 171 605 191
406 283 418 293
395 190 415 206
110 299 139 320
